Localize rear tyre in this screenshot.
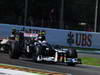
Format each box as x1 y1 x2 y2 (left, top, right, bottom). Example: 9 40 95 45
9 41 20 59
33 45 41 62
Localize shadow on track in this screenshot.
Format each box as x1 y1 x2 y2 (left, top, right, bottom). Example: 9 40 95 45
19 58 77 67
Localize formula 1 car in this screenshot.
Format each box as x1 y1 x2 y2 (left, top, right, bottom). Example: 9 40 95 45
8 35 81 66
31 41 81 66
0 30 81 66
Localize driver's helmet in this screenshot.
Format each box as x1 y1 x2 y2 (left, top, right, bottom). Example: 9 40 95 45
38 30 46 36
10 34 15 40
38 36 42 40
10 34 14 37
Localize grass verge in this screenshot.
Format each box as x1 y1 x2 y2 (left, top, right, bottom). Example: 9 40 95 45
81 57 100 66
67 46 100 51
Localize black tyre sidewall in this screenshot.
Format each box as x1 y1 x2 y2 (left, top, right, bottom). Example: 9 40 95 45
9 41 20 59
33 45 41 62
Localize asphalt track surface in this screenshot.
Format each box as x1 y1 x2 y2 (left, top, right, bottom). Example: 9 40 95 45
0 53 100 75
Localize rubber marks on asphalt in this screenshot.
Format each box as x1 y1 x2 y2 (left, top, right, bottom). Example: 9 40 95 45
0 64 67 75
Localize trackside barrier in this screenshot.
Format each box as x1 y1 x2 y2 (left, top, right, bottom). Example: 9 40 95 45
0 24 100 49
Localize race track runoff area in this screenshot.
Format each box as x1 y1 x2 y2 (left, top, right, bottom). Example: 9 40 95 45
0 63 67 75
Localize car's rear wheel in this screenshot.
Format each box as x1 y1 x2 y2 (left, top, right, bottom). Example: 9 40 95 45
9 41 20 59
33 45 41 62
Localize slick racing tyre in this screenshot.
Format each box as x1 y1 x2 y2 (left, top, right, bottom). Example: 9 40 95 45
33 45 41 62
9 41 20 59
